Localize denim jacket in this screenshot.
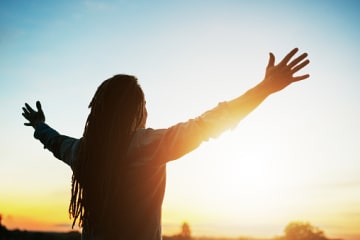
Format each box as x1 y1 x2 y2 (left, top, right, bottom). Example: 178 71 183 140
34 102 238 240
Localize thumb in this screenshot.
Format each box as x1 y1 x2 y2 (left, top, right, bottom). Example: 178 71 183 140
267 52 275 69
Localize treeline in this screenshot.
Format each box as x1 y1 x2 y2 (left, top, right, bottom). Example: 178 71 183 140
0 221 342 240
0 225 81 240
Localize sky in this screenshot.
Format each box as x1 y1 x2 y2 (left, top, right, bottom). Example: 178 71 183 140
1 0 360 239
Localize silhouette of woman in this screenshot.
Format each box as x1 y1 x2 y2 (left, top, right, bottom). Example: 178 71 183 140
22 48 309 240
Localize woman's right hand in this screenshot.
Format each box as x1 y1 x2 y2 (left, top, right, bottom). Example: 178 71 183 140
22 101 46 129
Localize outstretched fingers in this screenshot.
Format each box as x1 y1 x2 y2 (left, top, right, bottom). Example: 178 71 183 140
22 101 45 128
279 48 299 66
284 49 310 82
293 73 310 82
24 122 32 126
291 59 310 82
24 103 35 113
36 101 42 111
288 52 308 69
22 107 30 116
22 103 35 124
22 109 32 126
291 59 310 74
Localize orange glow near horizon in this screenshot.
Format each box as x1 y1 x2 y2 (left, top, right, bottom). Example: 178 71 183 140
1 188 360 239
2 208 359 240
1 194 74 232
2 214 69 232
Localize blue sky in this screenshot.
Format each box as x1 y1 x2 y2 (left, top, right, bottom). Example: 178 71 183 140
1 0 360 238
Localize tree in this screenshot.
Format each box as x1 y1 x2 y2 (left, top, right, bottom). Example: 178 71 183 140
180 222 191 239
282 221 328 240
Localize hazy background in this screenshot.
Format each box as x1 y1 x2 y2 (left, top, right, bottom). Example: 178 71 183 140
1 0 360 239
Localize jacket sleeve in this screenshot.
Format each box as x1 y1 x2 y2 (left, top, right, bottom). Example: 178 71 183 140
128 102 240 165
34 122 80 169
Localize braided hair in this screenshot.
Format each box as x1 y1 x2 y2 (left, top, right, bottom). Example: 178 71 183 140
69 74 146 235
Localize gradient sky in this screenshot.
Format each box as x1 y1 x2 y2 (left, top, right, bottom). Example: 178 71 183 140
1 0 360 239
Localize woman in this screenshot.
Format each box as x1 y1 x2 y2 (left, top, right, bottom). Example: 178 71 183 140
22 48 309 240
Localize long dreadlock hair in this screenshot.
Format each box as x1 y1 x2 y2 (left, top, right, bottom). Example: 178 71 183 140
69 74 146 235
